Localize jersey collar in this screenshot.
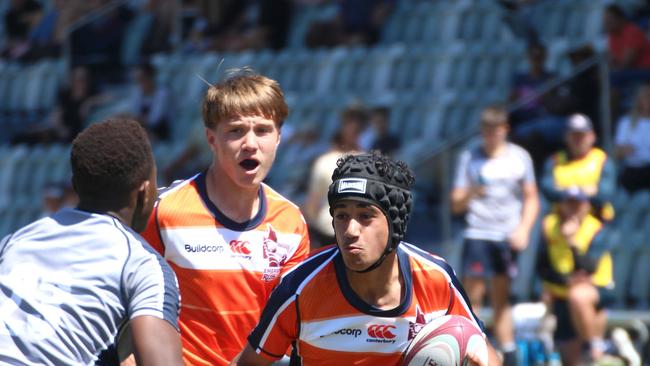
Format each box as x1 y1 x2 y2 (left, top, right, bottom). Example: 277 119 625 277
195 172 268 231
333 246 413 317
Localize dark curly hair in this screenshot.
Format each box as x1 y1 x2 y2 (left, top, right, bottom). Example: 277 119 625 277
71 118 154 205
328 152 415 247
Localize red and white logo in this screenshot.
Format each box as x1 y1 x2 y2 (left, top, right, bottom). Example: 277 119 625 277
261 224 289 282
262 224 288 268
367 324 396 339
229 240 251 255
408 305 427 341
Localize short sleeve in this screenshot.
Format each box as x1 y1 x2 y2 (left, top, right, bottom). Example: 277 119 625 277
453 150 472 189
521 148 536 184
248 287 299 361
123 239 180 331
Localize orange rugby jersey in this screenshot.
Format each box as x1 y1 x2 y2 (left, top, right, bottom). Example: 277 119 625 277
141 173 310 366
248 243 484 365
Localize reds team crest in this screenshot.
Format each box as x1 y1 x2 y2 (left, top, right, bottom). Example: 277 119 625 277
261 224 289 282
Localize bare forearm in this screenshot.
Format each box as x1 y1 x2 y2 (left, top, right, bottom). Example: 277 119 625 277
451 188 471 215
519 192 539 232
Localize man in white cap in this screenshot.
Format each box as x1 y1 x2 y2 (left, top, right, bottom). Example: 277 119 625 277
540 113 616 222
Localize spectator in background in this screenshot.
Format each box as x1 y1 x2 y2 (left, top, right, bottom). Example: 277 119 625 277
451 105 540 366
140 0 177 57
605 4 650 71
304 107 365 248
305 0 394 48
537 187 615 366
11 66 108 145
3 0 42 59
52 66 107 142
614 84 650 192
509 44 556 127
162 120 212 184
359 106 401 156
541 114 616 222
22 0 66 60
130 63 173 141
271 122 328 199
509 44 566 173
498 0 541 46
207 0 293 52
70 1 132 86
604 4 650 90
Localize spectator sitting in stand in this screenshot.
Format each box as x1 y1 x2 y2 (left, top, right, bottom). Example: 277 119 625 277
509 43 567 172
12 66 108 145
52 66 109 142
541 114 616 222
614 83 650 192
604 4 650 88
537 187 616 366
206 0 293 52
305 0 394 48
3 0 43 60
271 121 328 199
129 62 173 142
359 106 401 156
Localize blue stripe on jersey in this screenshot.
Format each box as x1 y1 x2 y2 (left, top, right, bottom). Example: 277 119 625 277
111 217 180 331
400 242 484 331
333 245 413 317
248 248 338 349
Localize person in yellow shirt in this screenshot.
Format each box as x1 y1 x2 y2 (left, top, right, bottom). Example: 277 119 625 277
537 187 615 366
540 114 616 221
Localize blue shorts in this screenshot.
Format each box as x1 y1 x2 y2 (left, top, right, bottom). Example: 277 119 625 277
553 286 615 342
461 238 518 279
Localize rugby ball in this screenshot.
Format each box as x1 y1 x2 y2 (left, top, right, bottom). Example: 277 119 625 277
403 315 488 366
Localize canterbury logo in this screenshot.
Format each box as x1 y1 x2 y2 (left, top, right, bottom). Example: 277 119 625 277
367 324 396 339
229 240 251 255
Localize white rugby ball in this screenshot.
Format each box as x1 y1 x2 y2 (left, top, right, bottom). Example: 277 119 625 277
403 315 488 366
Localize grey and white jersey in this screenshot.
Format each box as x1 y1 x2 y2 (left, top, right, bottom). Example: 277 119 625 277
0 208 180 366
453 142 536 241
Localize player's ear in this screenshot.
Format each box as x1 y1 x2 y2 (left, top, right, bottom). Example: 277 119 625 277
137 180 152 210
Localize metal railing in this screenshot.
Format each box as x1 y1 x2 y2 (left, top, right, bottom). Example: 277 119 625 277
413 52 612 247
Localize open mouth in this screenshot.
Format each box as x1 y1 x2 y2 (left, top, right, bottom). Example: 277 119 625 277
239 159 260 171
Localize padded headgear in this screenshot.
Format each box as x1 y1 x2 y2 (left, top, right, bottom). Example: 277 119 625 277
328 153 415 249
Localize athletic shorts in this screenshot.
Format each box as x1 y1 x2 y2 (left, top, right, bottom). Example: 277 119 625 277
461 238 518 279
553 286 615 342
